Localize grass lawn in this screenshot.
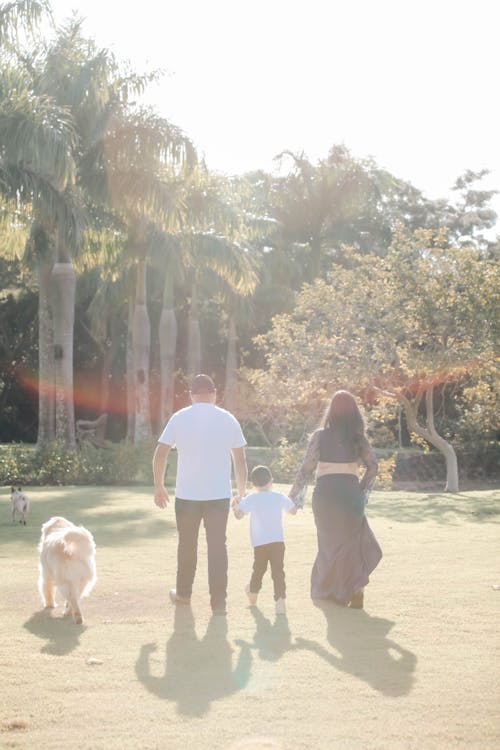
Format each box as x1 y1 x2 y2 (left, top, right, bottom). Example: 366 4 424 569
1 484 499 750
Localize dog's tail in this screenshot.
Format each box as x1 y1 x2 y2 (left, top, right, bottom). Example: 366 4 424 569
61 529 96 557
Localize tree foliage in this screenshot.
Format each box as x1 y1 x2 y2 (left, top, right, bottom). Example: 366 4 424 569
244 228 499 488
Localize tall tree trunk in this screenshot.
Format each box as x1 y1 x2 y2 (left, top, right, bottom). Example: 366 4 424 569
126 271 135 442
159 265 177 427
224 316 238 413
402 386 459 492
36 230 55 447
100 336 112 416
51 253 76 446
99 313 120 417
310 235 322 281
187 281 201 379
132 257 152 442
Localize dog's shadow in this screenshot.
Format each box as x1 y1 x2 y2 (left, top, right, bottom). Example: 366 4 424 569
23 609 84 655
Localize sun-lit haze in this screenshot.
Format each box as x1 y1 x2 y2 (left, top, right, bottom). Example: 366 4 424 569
50 0 500 226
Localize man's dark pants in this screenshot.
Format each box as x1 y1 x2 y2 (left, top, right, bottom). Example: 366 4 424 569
175 498 230 610
249 541 286 600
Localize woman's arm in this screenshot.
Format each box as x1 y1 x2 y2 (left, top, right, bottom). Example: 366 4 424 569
359 436 378 493
288 430 320 502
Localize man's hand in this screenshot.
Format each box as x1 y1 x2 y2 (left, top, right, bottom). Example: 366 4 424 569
154 485 169 509
152 443 171 509
231 494 241 509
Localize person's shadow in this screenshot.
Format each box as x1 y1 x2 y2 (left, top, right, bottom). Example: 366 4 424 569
135 607 252 716
23 609 84 655
295 601 417 696
236 606 293 662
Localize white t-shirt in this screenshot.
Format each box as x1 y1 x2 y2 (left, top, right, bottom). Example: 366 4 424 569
237 490 295 547
158 402 246 500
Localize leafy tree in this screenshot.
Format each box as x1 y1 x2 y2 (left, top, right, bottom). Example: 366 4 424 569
442 169 498 249
246 228 499 490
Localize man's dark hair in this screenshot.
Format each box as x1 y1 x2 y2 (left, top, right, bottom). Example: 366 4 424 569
190 373 216 394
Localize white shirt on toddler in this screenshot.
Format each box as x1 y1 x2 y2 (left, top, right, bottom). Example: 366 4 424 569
237 490 295 547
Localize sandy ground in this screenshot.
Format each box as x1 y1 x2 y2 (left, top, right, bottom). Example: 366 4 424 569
0 485 499 750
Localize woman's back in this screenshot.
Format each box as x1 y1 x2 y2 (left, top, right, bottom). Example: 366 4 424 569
318 427 363 463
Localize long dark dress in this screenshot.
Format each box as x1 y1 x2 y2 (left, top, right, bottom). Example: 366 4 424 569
289 429 382 604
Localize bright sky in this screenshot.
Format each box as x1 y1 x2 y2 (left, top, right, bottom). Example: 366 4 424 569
50 0 500 227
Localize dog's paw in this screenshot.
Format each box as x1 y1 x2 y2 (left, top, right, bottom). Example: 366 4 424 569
74 613 83 625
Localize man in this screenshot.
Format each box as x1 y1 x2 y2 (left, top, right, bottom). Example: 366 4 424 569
153 374 247 615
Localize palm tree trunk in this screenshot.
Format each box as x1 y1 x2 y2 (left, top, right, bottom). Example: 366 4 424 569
187 281 201 378
224 316 238 412
125 271 135 442
36 239 55 447
51 255 76 445
132 257 152 442
159 266 177 426
99 315 120 417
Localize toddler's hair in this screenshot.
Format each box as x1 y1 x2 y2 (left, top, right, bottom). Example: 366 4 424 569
250 465 272 488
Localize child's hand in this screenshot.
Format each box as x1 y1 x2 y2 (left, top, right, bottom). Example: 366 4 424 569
231 494 241 509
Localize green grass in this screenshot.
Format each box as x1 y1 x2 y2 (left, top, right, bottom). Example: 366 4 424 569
1 485 499 750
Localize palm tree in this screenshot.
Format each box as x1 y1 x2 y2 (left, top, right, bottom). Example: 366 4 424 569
273 146 371 281
109 119 194 443
2 3 198 446
178 171 259 383
0 10 82 445
33 13 194 445
148 233 184 425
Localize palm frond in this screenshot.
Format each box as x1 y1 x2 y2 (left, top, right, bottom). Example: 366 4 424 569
0 0 52 50
188 232 258 296
0 67 77 190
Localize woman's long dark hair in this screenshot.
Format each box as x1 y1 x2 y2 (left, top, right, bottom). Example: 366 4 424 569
321 390 366 449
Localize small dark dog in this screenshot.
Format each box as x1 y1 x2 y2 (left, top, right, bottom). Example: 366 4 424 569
11 486 29 525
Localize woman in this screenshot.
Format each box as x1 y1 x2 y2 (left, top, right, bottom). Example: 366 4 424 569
289 390 382 608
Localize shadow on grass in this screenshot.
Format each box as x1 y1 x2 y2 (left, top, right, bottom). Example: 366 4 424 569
81 512 177 548
295 600 417 697
368 491 500 525
135 606 251 716
235 606 293 662
0 487 177 550
23 609 84 655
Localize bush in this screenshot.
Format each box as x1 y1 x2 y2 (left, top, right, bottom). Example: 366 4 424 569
0 440 158 486
375 451 397 490
269 438 305 483
245 446 274 474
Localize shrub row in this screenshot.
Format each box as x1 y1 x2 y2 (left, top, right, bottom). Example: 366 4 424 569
0 441 157 486
1 442 497 488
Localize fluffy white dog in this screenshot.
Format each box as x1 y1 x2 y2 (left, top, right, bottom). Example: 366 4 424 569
38 516 97 624
11 486 29 524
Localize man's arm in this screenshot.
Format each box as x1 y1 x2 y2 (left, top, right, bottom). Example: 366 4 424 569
231 446 248 498
152 443 171 508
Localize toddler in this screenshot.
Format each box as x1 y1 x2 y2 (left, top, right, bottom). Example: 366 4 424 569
233 465 297 615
